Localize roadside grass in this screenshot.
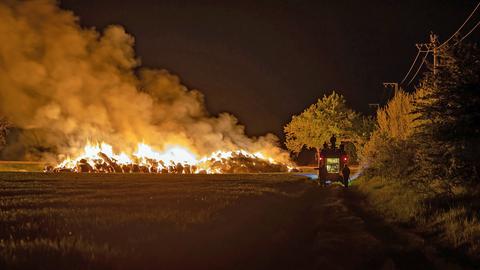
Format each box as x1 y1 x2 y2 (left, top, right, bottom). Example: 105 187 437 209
433 207 480 255
354 176 426 224
0 172 307 269
355 175 480 260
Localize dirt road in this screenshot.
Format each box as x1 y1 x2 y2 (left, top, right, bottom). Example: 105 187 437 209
0 173 473 269
176 185 468 270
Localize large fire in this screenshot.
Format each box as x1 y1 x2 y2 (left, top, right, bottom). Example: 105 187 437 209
0 1 295 172
46 142 291 174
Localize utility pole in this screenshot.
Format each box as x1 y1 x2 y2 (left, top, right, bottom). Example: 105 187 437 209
383 82 399 91
429 33 439 75
416 32 439 75
383 82 399 93
381 82 398 103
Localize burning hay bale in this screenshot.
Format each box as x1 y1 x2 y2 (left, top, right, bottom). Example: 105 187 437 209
77 159 94 173
0 1 297 179
98 152 123 173
203 152 290 173
50 142 294 174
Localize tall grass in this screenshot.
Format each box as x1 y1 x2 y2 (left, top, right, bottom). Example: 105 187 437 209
355 176 426 223
356 175 480 260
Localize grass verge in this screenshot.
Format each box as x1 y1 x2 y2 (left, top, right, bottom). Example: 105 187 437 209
355 175 480 261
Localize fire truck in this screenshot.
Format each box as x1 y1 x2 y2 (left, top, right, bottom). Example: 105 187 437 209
316 135 348 183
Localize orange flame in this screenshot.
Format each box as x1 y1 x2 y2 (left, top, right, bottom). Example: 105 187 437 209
53 142 290 174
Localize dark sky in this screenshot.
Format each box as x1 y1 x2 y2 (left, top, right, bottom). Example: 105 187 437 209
60 0 480 140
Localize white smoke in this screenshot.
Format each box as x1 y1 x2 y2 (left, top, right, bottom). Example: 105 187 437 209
0 0 289 163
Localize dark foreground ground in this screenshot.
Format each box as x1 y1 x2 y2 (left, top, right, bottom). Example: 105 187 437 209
0 173 474 270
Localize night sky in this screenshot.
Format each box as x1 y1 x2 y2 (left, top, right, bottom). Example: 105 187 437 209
60 0 480 140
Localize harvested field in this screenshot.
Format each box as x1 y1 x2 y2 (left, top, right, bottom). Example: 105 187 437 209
0 173 310 269
0 172 473 270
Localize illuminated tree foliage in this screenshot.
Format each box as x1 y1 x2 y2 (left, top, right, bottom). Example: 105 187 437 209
358 42 480 258
377 90 417 140
284 91 358 154
414 43 480 189
361 90 417 179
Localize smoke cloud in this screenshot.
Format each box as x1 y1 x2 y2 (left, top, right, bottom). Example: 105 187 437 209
0 0 289 162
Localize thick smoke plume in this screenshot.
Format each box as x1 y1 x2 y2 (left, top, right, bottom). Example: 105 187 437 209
0 0 289 163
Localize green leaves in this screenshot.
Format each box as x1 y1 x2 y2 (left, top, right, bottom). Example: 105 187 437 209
284 91 359 154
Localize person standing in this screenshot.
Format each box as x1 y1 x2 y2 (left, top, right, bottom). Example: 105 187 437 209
330 135 337 149
342 165 350 188
318 164 328 186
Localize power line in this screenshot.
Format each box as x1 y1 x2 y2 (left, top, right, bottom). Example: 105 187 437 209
400 34 439 86
455 19 480 45
407 51 429 85
385 2 480 93
400 49 422 84
438 1 480 49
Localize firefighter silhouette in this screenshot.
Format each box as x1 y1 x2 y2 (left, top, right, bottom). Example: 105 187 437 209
318 164 328 186
330 134 337 149
342 165 350 188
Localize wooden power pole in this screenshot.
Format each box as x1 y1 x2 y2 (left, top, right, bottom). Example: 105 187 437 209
430 33 439 75
416 32 439 75
382 82 399 93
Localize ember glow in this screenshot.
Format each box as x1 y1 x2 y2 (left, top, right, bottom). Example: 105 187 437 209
48 142 290 174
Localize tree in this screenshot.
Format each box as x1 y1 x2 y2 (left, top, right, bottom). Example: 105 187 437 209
284 91 358 154
361 90 417 179
377 90 417 140
414 42 480 189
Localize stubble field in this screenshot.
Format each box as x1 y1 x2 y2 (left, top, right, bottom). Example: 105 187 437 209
0 172 311 270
